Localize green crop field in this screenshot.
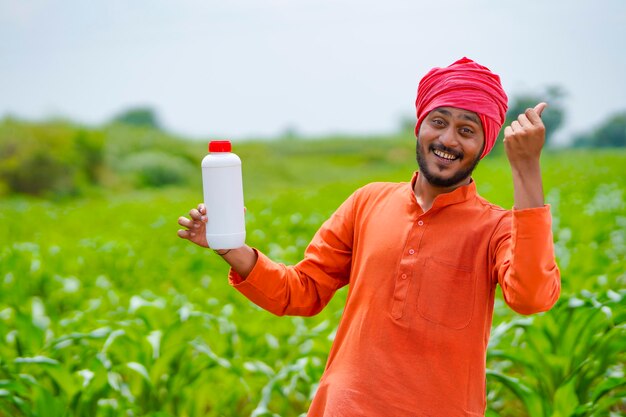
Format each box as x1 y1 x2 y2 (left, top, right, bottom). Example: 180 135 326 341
0 134 625 416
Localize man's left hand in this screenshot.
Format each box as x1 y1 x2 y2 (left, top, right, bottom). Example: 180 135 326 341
503 102 547 167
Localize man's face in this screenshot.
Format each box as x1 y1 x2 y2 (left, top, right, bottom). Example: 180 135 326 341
416 107 485 188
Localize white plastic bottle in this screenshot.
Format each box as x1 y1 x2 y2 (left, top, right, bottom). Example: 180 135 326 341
201 140 246 249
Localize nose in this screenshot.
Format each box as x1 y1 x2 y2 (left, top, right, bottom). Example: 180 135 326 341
438 127 459 148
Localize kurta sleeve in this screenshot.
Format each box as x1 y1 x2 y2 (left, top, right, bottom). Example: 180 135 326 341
227 192 356 317
492 205 561 315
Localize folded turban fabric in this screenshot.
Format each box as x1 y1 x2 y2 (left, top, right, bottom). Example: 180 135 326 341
414 57 508 159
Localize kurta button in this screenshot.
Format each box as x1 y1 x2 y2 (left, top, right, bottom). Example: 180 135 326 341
408 249 415 255
418 220 424 226
401 273 408 279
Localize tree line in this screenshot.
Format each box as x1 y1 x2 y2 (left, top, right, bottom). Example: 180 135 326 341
1 92 625 198
501 86 625 148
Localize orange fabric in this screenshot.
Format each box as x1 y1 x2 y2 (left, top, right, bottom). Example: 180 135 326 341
229 172 561 416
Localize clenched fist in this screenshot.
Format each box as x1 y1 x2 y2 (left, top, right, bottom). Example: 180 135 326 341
503 102 547 167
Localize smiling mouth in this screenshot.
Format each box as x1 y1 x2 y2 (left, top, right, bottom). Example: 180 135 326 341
432 148 460 161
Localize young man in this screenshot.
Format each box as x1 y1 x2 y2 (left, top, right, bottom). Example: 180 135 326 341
178 57 561 416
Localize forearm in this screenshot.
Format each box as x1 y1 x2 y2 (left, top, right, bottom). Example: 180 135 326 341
227 250 345 317
510 159 544 209
223 190 355 316
217 245 257 279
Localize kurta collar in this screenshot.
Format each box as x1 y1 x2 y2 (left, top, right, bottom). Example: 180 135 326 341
409 171 477 210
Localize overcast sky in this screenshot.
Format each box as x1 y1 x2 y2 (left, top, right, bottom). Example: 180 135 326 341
1 0 625 145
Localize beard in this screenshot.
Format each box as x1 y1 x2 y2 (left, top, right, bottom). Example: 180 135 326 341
416 141 483 188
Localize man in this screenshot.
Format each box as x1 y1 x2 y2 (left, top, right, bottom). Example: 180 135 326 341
177 57 561 416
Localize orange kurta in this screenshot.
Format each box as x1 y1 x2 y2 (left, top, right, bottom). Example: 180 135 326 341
229 172 561 416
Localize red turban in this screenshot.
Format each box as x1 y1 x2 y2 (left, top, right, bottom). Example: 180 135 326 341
414 57 508 159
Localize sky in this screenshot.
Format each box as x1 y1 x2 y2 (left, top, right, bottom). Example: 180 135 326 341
1 0 625 145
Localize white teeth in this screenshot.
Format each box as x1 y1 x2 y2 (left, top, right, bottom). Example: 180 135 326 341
433 149 457 160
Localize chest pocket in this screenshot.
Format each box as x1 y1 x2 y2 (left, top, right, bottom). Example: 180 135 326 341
417 257 476 330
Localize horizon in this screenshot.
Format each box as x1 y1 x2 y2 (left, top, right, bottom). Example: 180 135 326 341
2 0 625 145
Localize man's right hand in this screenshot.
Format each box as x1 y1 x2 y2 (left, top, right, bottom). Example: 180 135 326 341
177 203 257 278
177 203 209 248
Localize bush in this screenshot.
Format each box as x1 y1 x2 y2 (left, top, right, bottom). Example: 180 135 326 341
110 107 161 129
573 111 626 148
117 151 196 188
0 117 203 196
0 119 104 197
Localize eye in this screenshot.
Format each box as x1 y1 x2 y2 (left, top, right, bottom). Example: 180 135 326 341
459 127 474 136
431 118 445 127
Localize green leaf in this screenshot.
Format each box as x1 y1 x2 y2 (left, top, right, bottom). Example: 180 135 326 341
591 376 626 403
14 355 59 365
126 362 151 383
244 360 275 377
487 369 545 416
550 378 579 417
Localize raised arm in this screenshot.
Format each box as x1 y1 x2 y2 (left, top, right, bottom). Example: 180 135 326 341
495 102 560 314
503 102 547 209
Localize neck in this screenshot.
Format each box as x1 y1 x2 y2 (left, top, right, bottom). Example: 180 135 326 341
413 173 471 212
